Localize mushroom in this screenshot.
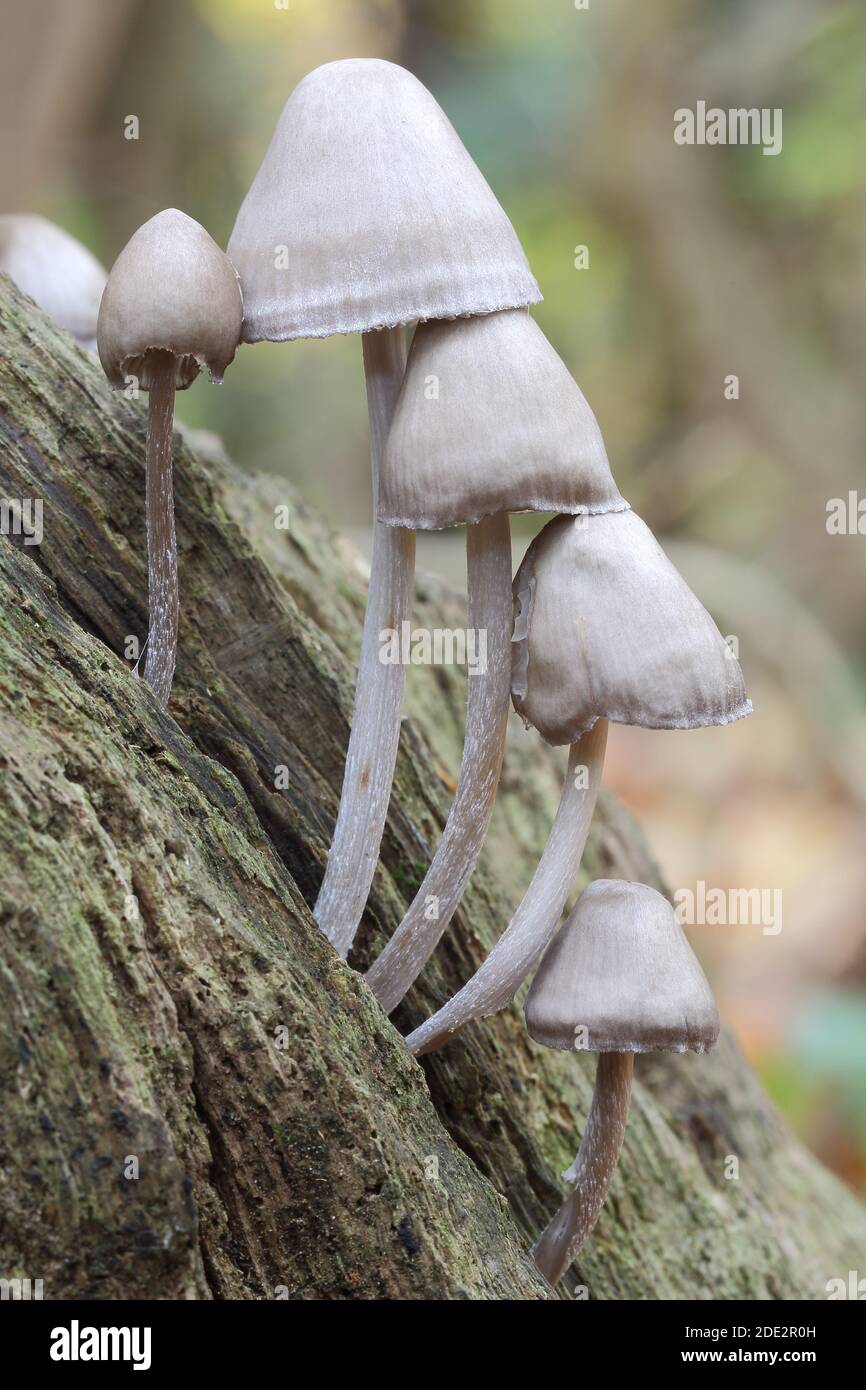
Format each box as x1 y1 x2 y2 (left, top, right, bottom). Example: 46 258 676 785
405 508 750 1056
366 308 626 1014
524 878 720 1285
0 214 106 349
227 59 540 957
97 209 243 706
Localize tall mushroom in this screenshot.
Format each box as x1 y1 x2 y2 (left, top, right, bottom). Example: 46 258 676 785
227 59 540 958
406 508 750 1055
0 214 106 349
366 307 626 1013
97 209 243 706
524 878 720 1285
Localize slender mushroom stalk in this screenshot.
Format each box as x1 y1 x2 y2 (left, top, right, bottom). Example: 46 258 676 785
0 214 107 350
227 59 541 955
314 327 414 954
366 510 512 1007
143 349 179 705
368 307 625 1012
533 1051 633 1286
97 209 243 708
406 508 750 1056
524 879 720 1285
406 719 607 1055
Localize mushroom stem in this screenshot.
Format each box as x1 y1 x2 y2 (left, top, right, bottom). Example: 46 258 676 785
533 1051 633 1285
365 511 513 1013
142 349 179 706
314 326 414 958
406 718 608 1055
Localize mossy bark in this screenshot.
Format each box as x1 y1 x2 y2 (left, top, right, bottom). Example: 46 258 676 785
0 274 863 1299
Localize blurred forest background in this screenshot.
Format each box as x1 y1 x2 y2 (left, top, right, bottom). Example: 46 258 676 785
1 0 864 1193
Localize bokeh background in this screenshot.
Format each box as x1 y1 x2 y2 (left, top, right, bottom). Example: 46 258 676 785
2 0 864 1192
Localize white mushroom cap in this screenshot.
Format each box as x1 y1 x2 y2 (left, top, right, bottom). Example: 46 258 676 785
97 209 243 391
525 879 720 1053
378 309 628 529
0 213 107 347
227 59 541 342
511 510 752 745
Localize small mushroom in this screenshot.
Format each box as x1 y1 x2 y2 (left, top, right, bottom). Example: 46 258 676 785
524 878 720 1285
406 508 750 1056
227 60 539 341
228 60 541 957
510 510 751 744
377 309 625 530
97 209 242 706
366 308 626 1014
0 214 107 349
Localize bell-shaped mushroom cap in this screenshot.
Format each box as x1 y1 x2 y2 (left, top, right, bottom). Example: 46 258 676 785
0 214 107 348
227 59 540 342
97 209 243 391
525 879 720 1053
511 510 752 745
378 309 628 529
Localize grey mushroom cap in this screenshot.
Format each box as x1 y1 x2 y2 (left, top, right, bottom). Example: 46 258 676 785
378 309 628 529
97 209 243 391
0 214 107 347
227 58 541 342
511 510 752 745
525 879 720 1054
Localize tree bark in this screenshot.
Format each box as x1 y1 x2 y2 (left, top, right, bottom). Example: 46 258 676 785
0 273 863 1299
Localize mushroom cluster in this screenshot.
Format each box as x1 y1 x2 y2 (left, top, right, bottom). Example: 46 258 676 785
54 56 750 1289
220 59 749 1281
228 58 543 957
405 507 750 1056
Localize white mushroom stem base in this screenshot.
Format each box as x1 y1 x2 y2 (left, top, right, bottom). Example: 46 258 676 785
314 326 414 959
142 349 179 707
406 718 608 1056
533 1051 633 1286
365 512 513 1013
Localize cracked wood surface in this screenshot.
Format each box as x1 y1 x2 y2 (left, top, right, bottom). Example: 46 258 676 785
0 273 864 1299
